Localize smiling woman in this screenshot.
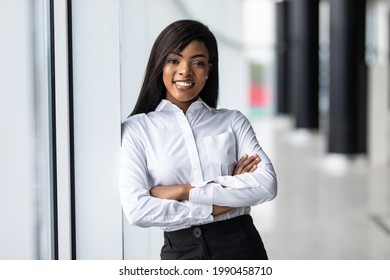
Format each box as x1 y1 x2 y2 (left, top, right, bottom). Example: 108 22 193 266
163 41 212 112
119 0 262 261
119 19 277 260
129 20 219 117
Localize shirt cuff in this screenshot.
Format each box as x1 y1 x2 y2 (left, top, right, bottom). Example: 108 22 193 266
189 181 217 205
189 202 213 222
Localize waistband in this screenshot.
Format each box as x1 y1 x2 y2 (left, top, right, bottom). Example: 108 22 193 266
164 215 255 243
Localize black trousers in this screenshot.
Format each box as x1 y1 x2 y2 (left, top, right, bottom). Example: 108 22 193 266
161 215 268 260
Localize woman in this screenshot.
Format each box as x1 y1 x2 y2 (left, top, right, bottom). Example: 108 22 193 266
119 19 277 260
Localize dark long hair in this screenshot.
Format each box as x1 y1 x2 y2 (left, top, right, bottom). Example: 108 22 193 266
130 19 219 116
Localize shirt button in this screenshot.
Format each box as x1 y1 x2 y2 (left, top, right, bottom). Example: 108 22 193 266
192 227 202 238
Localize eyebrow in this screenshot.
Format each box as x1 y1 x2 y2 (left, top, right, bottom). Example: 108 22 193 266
169 53 208 59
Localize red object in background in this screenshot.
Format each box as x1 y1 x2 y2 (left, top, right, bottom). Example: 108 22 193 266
250 83 271 107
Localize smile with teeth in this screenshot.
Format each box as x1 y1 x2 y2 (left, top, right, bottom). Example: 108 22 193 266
174 80 195 89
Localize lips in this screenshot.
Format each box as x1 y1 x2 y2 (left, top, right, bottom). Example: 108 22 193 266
174 80 195 89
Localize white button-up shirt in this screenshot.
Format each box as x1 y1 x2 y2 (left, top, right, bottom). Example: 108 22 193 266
120 98 277 232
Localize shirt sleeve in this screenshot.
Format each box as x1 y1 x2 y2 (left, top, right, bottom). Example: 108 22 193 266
189 111 277 207
119 121 213 228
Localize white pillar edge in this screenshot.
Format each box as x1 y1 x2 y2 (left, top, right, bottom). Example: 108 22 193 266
54 0 73 260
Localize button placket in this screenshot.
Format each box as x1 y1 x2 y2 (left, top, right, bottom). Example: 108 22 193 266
175 112 204 182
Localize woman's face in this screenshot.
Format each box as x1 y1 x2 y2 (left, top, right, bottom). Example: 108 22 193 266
163 40 212 112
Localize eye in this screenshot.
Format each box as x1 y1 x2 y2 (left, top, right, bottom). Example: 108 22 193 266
167 59 179 65
194 61 206 67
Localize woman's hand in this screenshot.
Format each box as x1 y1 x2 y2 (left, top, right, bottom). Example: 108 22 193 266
233 154 260 175
212 154 260 217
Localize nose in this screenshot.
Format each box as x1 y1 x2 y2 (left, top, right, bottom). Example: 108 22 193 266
178 62 192 76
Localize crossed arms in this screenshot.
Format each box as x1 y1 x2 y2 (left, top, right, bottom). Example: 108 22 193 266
150 154 260 216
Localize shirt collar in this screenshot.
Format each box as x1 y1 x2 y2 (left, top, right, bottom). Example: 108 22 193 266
155 98 213 112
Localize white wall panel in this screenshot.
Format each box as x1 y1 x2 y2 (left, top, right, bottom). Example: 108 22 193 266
72 0 122 259
0 0 36 259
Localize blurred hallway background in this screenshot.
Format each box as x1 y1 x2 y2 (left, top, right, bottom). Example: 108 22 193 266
1 0 389 260
250 116 390 259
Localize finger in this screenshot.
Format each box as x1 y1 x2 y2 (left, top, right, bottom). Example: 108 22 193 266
242 160 256 172
238 154 248 165
249 163 258 172
241 155 260 172
233 154 248 174
241 155 258 168
234 154 262 175
235 155 256 174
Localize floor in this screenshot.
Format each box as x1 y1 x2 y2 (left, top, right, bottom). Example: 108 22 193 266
250 116 390 260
